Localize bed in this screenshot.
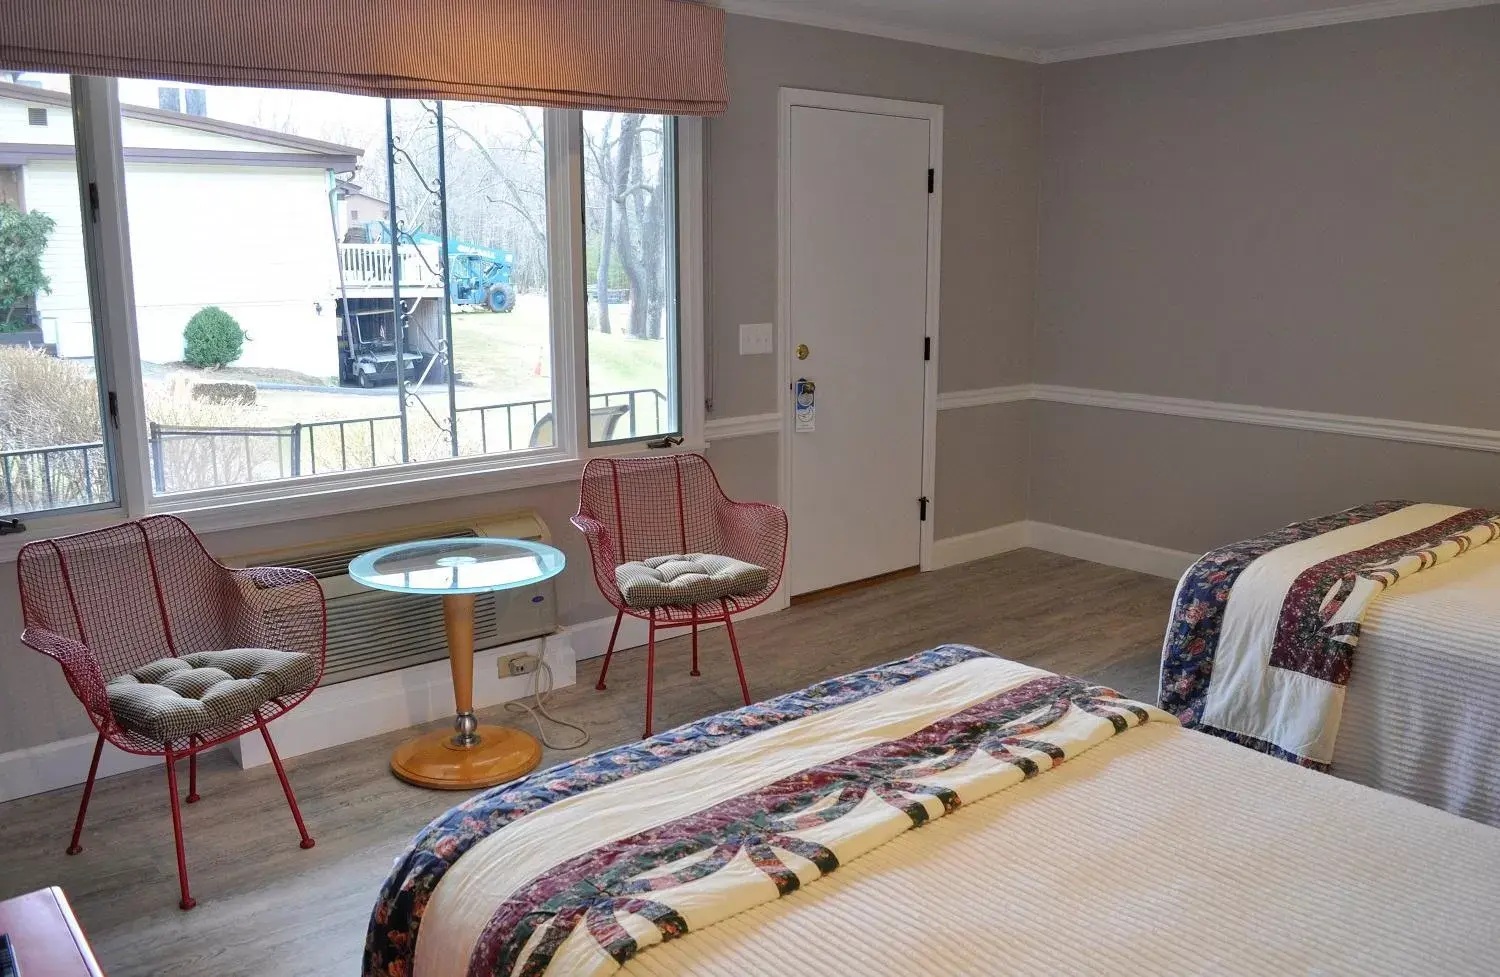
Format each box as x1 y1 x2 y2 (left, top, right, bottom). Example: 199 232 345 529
366 645 1500 977
1161 501 1500 825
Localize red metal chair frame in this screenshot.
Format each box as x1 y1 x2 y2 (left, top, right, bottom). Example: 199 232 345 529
16 515 327 910
572 454 788 737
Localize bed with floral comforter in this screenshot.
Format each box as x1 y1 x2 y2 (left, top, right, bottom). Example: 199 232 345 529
367 643 1500 977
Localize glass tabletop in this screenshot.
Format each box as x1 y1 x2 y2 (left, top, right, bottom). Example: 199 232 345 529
348 537 565 595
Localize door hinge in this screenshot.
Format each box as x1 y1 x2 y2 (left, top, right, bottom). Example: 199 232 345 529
923 336 931 361
919 496 929 521
107 390 119 429
88 182 100 224
927 169 934 194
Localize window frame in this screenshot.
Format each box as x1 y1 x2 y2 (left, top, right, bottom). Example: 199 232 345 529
1 78 704 555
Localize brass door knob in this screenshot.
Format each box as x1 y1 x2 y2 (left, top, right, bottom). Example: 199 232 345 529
795 343 810 360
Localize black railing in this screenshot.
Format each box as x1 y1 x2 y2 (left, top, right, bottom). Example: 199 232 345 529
0 442 111 516
0 387 672 515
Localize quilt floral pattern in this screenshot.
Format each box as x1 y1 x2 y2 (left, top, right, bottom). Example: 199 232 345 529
465 675 1153 977
364 644 989 977
1159 501 1500 768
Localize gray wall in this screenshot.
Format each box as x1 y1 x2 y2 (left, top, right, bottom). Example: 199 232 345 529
708 14 1041 416
1033 6 1500 546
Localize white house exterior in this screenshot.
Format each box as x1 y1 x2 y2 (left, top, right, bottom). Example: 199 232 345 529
0 81 361 378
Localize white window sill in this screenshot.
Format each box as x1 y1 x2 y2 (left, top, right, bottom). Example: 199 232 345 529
0 439 706 564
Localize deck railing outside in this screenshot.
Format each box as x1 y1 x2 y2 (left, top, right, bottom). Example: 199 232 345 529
338 243 442 290
1 387 669 515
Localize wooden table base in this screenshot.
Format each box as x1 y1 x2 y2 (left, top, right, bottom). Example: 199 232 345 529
390 724 541 790
389 590 543 790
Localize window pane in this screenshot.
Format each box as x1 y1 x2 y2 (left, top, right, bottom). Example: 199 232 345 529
113 79 554 497
582 112 678 444
0 72 115 516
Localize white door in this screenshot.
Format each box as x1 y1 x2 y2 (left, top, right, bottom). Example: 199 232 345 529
785 101 934 596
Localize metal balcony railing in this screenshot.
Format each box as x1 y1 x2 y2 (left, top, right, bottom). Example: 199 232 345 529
1 388 670 516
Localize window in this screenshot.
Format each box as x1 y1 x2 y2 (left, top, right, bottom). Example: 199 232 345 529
0 71 695 526
582 112 678 444
1 77 114 517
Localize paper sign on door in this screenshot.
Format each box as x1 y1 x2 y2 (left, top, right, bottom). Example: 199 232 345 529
795 378 816 432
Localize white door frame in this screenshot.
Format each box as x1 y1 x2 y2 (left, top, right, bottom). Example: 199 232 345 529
775 87 943 608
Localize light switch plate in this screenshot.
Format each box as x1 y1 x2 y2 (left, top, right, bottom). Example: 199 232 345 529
739 322 774 355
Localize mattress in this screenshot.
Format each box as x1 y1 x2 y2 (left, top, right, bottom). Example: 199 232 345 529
369 647 1500 977
1338 536 1500 825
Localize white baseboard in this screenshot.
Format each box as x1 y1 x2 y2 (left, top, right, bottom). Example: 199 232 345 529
931 520 1196 580
1025 522 1196 580
929 522 1029 569
0 732 165 804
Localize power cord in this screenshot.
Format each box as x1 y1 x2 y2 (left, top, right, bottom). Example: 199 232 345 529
503 649 590 751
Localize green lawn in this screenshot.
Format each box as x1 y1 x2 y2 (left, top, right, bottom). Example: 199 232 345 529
450 293 668 401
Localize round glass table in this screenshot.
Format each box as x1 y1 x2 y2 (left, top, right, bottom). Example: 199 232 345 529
348 537 565 789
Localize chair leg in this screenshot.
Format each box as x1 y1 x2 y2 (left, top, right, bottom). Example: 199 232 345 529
185 737 200 804
596 608 624 691
66 733 105 855
163 745 196 911
643 619 657 738
690 622 701 677
724 616 752 707
256 716 315 851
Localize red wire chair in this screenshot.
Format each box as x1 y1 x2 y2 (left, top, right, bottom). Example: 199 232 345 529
572 454 788 737
16 515 326 910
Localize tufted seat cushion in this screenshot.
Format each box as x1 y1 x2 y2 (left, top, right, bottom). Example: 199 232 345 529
615 553 770 610
106 649 317 742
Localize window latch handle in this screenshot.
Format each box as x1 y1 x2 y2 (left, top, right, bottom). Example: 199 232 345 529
646 436 684 449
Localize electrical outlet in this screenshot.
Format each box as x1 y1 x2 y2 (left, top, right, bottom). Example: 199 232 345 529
499 653 539 677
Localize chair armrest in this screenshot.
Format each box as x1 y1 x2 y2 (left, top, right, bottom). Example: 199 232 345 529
718 501 789 590
20 627 113 730
226 566 327 667
570 514 625 606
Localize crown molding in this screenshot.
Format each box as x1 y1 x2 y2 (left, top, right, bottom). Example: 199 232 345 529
717 1 1043 62
717 0 1498 65
1037 0 1499 62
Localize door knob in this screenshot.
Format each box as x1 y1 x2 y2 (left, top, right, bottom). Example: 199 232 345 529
795 343 809 360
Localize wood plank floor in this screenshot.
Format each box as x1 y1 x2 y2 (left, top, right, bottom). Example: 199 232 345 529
0 549 1173 977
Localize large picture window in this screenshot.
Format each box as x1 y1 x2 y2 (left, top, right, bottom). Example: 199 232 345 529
0 71 693 525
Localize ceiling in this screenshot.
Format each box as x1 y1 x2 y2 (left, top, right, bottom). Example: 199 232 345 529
719 0 1496 61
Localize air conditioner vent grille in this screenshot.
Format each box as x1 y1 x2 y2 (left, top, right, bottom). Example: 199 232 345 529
321 582 554 686
283 528 480 580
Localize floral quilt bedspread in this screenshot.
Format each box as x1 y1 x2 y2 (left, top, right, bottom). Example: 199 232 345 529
1160 501 1500 768
365 645 1168 977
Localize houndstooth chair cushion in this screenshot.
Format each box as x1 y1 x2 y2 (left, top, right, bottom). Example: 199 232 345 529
105 649 317 742
615 554 770 610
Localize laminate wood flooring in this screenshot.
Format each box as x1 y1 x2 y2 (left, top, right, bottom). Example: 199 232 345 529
0 548 1172 977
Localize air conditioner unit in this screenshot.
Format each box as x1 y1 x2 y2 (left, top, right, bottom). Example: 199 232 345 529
228 510 557 685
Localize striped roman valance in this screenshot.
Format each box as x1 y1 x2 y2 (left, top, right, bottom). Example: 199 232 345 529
0 0 728 115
